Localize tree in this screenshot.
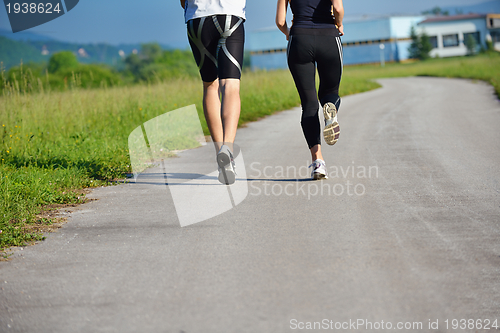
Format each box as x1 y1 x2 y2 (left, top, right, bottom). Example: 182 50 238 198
485 34 494 53
140 43 162 62
124 44 198 82
47 51 78 74
419 33 433 60
408 27 432 60
422 6 449 16
408 26 420 59
124 53 142 78
465 35 477 56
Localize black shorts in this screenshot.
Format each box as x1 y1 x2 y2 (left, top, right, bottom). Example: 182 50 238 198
187 15 245 82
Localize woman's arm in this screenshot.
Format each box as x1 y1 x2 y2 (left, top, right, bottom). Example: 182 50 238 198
180 0 186 9
276 0 290 40
332 0 344 36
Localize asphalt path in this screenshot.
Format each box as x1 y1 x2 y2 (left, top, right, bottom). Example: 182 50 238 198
1 77 499 332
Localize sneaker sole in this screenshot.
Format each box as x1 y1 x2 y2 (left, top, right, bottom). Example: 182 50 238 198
217 151 231 168
217 147 235 185
312 172 328 180
218 168 236 185
323 103 340 145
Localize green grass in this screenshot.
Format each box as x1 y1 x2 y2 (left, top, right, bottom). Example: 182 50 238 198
0 166 89 247
0 71 301 251
342 52 500 97
1 52 499 252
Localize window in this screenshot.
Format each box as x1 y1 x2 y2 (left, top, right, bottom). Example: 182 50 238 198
490 18 500 29
463 32 481 45
442 34 459 47
491 31 500 43
429 36 438 49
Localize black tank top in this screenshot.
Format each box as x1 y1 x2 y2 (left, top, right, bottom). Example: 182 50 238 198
290 0 336 29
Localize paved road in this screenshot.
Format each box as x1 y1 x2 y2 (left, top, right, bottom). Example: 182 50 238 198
1 77 499 332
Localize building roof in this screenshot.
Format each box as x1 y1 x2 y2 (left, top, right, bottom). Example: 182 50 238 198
419 14 486 24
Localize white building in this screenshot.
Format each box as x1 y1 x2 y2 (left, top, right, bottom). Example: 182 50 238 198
340 16 425 65
247 16 426 69
418 13 500 57
247 13 500 70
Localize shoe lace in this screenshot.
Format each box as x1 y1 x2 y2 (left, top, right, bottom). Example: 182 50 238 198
229 153 236 175
308 161 319 170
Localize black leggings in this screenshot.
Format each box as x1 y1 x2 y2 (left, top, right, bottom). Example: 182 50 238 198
287 29 343 148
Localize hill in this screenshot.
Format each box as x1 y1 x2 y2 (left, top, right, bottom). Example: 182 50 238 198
0 37 48 69
0 30 179 70
440 0 500 15
0 28 55 42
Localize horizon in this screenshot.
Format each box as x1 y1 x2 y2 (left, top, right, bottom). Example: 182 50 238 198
0 0 498 48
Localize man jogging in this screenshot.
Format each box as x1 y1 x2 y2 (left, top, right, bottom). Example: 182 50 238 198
181 0 246 185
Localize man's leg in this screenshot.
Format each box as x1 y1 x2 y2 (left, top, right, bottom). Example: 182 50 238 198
203 79 223 151
219 78 241 151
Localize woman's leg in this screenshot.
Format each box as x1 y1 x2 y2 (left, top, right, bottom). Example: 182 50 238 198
309 144 323 161
287 34 324 162
316 35 343 145
316 36 343 109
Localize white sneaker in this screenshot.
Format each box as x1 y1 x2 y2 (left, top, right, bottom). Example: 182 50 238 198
323 102 340 145
309 159 328 180
217 145 236 185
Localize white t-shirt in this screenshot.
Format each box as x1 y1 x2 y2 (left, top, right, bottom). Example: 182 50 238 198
184 0 246 22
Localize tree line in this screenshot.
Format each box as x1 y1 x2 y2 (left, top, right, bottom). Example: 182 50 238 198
1 43 245 93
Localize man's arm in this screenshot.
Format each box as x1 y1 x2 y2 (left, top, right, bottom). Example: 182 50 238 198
180 0 186 9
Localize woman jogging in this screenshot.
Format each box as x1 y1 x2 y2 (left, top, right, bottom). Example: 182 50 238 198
181 0 246 185
276 0 344 180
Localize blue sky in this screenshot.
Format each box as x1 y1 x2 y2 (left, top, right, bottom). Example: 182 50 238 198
0 0 491 48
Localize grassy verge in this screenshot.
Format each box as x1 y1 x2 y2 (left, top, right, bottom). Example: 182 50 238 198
0 70 301 252
1 52 499 252
342 52 500 97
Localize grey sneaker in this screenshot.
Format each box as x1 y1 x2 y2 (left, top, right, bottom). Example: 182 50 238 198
309 159 328 180
217 145 236 185
323 102 340 145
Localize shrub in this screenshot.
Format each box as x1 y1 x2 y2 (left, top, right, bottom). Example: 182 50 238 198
124 44 199 82
49 64 122 89
47 51 79 74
